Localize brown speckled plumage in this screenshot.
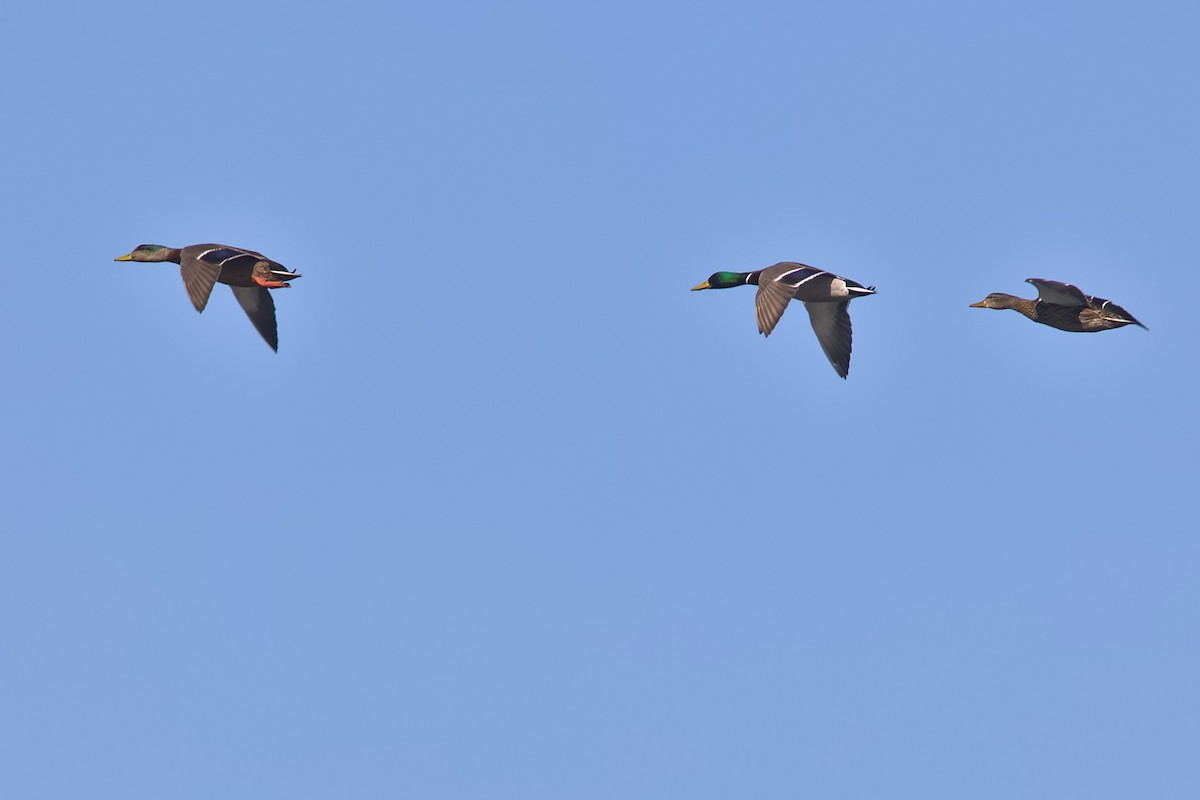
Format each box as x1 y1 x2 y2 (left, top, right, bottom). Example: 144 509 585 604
970 278 1146 333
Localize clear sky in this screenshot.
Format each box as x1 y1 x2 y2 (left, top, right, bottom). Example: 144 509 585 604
1 1 1197 797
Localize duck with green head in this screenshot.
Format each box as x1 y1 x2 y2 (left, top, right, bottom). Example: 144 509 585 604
115 243 301 351
691 262 876 378
969 278 1146 333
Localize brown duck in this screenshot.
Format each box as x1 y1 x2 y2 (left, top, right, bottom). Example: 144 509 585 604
115 243 301 351
969 278 1146 332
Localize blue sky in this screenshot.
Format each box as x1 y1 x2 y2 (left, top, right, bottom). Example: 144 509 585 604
2 1 1198 797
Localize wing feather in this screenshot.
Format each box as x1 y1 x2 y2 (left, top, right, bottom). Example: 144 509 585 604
1027 278 1087 307
179 251 224 312
1093 297 1147 329
229 285 279 351
754 279 797 337
803 300 853 378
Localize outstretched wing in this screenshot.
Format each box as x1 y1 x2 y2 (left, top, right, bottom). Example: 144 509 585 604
803 300 853 379
754 279 798 336
753 263 828 336
228 285 279 351
1027 278 1087 307
179 250 224 312
179 246 269 313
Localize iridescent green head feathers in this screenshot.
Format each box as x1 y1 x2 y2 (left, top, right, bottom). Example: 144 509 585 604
691 271 751 291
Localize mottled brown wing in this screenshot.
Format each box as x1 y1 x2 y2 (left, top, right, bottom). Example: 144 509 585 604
754 279 797 337
229 285 279 351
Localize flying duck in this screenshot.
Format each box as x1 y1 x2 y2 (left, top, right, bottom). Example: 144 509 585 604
115 243 301 351
969 278 1145 332
692 262 876 378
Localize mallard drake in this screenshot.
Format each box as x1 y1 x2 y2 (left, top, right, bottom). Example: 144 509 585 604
114 243 301 351
691 262 876 378
969 278 1146 332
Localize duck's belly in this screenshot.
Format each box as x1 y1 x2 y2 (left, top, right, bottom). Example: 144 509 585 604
789 273 844 303
216 264 258 288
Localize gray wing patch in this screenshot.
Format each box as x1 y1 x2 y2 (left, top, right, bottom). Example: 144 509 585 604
1027 278 1087 307
803 300 853 379
754 279 798 337
229 285 279 351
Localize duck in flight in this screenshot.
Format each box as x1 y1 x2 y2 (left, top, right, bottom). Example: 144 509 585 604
115 243 301 351
692 262 876 378
969 278 1146 332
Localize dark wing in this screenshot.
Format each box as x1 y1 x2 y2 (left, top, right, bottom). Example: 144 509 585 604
1089 296 1148 330
180 246 269 312
229 285 279 351
179 250 224 312
1027 278 1088 307
803 300 853 378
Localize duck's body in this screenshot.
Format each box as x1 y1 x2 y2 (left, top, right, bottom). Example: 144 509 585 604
115 243 301 351
969 278 1146 333
692 262 876 378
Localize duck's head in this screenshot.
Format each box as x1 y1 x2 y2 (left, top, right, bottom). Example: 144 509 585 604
691 271 749 291
114 244 174 262
969 292 1020 310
